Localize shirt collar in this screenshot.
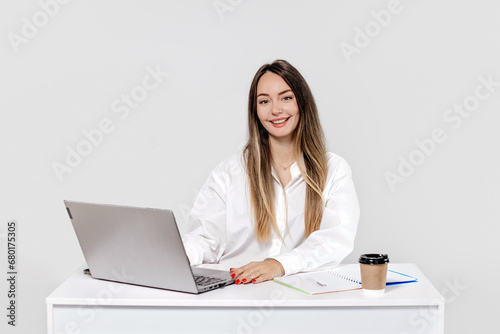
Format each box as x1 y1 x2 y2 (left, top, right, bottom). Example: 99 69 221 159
271 162 302 186
289 162 301 179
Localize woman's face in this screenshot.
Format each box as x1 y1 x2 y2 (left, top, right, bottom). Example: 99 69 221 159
256 72 300 142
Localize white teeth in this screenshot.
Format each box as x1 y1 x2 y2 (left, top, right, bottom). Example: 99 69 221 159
271 118 289 124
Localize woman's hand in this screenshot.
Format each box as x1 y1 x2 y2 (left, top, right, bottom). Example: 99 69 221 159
230 259 285 284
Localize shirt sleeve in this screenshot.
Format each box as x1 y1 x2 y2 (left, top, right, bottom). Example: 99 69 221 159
272 157 360 275
182 163 227 266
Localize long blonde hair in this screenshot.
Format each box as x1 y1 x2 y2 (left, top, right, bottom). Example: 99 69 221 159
243 60 328 242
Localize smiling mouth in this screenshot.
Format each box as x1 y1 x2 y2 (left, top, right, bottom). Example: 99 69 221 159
270 117 290 124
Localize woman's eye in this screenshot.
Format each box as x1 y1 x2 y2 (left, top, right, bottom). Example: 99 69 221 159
283 96 293 101
258 99 269 105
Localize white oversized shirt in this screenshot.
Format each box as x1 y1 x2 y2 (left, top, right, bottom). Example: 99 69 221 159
182 151 360 276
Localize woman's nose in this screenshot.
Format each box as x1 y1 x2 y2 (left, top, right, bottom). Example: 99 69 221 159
271 102 282 115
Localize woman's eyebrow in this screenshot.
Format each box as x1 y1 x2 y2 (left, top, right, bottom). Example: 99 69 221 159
257 89 292 97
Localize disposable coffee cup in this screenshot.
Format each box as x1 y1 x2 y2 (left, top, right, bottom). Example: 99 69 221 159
359 254 389 294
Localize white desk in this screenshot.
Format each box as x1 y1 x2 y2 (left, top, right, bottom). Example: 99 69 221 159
46 263 444 334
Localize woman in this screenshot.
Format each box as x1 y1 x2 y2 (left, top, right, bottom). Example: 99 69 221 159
183 59 359 284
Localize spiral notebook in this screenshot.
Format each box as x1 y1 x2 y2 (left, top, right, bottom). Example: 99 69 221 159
274 264 418 295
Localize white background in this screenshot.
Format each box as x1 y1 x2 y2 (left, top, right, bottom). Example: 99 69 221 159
1 1 499 333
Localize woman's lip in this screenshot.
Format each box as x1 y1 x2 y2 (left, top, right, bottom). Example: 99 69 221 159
270 117 288 122
270 117 290 127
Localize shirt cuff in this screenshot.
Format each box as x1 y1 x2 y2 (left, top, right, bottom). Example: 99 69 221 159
270 253 303 276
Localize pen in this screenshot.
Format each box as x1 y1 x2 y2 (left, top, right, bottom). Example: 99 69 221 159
309 277 327 287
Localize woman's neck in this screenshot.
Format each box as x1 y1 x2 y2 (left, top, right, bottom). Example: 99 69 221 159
269 137 295 166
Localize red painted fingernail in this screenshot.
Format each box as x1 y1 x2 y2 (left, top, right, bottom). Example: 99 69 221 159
242 279 247 283
231 274 236 278
229 268 234 271
252 279 256 283
235 279 240 284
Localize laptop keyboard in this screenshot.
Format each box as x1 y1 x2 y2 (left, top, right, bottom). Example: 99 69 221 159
194 275 226 286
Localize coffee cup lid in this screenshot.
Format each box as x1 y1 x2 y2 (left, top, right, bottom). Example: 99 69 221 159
359 254 389 265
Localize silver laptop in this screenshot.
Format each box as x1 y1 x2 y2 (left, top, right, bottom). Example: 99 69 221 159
64 200 234 294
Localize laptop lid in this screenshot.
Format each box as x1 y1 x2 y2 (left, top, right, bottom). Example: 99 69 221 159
64 200 233 294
